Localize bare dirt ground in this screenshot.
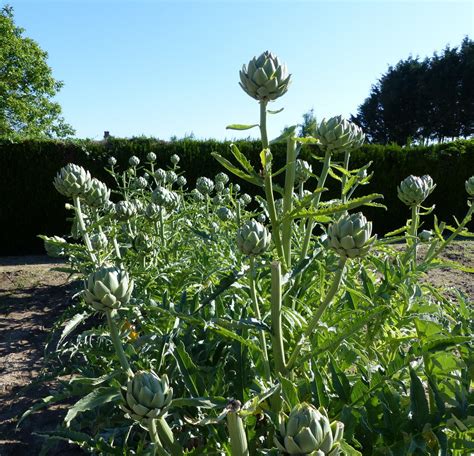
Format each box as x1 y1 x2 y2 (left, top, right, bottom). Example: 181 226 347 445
0 244 472 455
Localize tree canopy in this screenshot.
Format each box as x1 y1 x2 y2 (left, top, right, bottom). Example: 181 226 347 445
0 5 74 138
351 37 474 145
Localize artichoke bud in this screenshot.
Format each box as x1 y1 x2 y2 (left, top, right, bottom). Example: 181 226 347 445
239 193 252 206
134 232 153 252
131 176 148 190
328 212 376 259
120 371 173 422
129 156 140 167
115 200 137 221
152 186 179 210
83 266 134 312
315 116 364 153
236 219 271 256
108 156 117 166
146 152 156 162
43 236 68 258
295 159 313 184
167 170 178 184
176 175 187 187
239 51 291 102
84 178 111 207
397 175 436 207
154 168 167 183
215 172 230 184
90 232 108 250
191 188 205 202
215 181 225 193
196 176 214 195
465 176 474 197
145 202 161 220
170 154 180 165
53 163 92 198
418 229 433 242
274 403 344 455
217 207 234 222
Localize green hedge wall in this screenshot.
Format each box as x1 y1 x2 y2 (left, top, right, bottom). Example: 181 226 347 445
1 137 473 255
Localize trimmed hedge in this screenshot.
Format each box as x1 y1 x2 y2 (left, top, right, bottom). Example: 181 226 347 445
1 137 473 255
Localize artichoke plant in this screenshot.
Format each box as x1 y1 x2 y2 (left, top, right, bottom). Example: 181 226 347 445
465 176 474 197
53 163 92 198
328 212 376 259
239 51 291 102
274 404 344 455
236 219 271 256
84 178 111 207
315 116 365 153
397 175 436 207
120 370 173 422
83 266 134 312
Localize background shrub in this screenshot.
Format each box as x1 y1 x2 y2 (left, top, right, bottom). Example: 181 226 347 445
1 137 472 255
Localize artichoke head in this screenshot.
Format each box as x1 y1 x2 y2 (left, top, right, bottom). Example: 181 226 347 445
120 371 173 422
115 200 137 221
239 51 291 102
315 117 365 153
83 266 134 312
84 178 111 207
328 212 376 259
152 186 179 210
295 159 313 184
236 219 271 256
53 163 92 198
275 404 344 455
397 175 436 207
196 177 214 195
465 176 474 197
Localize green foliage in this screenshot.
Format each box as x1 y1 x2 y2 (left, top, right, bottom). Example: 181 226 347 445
352 36 474 144
0 5 74 138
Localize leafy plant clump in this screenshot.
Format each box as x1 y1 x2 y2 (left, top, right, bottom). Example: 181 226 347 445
30 51 473 455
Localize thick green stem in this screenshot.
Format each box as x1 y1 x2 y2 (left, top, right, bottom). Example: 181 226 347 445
105 309 133 377
73 196 97 264
270 261 287 376
236 200 241 227
148 418 171 456
259 101 286 269
287 257 347 371
341 150 351 203
300 149 332 261
227 411 249 456
410 205 419 266
159 208 166 247
281 138 297 269
249 257 271 379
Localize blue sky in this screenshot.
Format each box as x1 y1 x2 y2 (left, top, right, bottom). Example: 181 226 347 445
9 0 474 141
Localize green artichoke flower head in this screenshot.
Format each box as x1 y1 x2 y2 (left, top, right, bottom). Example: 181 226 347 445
170 154 180 165
315 116 365 153
84 178 111 208
43 235 68 258
146 152 157 162
328 212 376 259
275 403 344 455
239 51 291 102
465 176 474 197
120 370 173 422
215 172 230 185
418 229 433 243
115 200 137 221
145 202 161 220
217 206 234 222
295 159 313 184
176 175 187 187
53 163 92 198
84 266 134 312
236 219 271 256
154 168 167 184
397 175 436 207
129 155 140 167
191 188 205 202
90 232 108 251
152 186 179 210
196 176 215 195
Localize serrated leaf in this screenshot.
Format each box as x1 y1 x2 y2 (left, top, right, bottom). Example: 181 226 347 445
212 153 263 187
57 311 88 347
64 387 121 427
226 123 259 130
230 143 254 173
409 368 429 430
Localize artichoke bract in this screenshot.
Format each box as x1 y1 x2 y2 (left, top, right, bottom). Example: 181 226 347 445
274 404 344 456
295 159 313 184
236 219 271 256
397 175 436 207
328 212 376 259
84 178 111 207
239 51 291 102
315 116 365 153
120 371 173 422
83 266 134 312
53 163 92 198
465 176 474 197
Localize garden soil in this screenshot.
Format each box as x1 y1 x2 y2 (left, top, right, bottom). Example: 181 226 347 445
0 245 472 455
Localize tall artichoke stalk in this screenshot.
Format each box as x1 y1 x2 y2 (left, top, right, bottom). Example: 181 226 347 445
226 400 249 456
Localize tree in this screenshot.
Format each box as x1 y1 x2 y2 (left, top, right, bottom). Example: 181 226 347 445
351 37 474 144
0 5 74 138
